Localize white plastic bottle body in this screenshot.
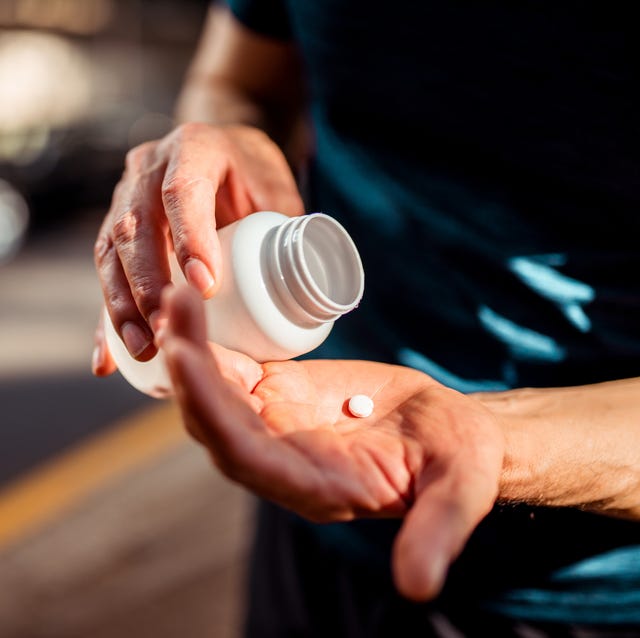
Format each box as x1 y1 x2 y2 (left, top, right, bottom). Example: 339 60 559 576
204 212 335 360
104 211 364 398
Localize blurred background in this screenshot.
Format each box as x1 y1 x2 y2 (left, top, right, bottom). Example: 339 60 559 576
0 1 252 636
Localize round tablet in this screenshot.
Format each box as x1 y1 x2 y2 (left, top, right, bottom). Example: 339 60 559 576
348 394 374 418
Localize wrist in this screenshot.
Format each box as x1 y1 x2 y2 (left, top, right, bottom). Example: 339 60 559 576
472 388 546 506
472 381 640 518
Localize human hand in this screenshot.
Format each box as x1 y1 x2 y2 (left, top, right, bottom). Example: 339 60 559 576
160 286 505 600
92 123 303 374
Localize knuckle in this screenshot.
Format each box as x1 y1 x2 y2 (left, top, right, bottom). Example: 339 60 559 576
93 232 114 267
111 178 128 201
124 141 155 172
170 225 188 255
105 289 133 320
124 147 144 172
112 208 144 246
161 175 187 204
161 174 214 217
129 273 158 308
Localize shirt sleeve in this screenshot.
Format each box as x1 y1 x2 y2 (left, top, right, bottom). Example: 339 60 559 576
223 0 292 40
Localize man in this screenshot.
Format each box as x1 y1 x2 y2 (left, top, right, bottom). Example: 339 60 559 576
93 2 640 635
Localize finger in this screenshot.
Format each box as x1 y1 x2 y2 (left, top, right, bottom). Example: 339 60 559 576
222 126 304 218
163 333 260 448
242 157 304 218
92 313 116 376
165 336 324 512
162 331 289 477
160 285 263 394
391 461 497 602
96 142 167 357
161 127 224 298
161 291 320 506
209 343 264 394
165 327 354 523
110 141 175 331
95 214 156 361
161 284 208 344
114 147 172 328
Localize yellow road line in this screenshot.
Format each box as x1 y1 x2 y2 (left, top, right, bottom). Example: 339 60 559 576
0 401 187 550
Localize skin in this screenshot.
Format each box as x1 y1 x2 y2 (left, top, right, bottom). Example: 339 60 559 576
92 6 307 371
158 285 640 601
160 285 505 601
478 380 640 519
93 5 640 601
93 123 303 365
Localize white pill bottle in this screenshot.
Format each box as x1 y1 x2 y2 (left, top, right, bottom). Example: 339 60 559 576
104 211 365 398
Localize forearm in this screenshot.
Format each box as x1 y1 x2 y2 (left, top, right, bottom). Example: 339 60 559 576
174 6 306 160
175 6 268 130
473 377 640 519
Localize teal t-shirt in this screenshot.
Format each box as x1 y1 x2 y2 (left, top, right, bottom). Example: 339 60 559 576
226 0 640 626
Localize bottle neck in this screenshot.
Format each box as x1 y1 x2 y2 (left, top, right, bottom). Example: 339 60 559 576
264 214 364 327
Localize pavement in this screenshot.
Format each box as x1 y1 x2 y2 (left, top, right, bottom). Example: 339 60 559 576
0 212 252 638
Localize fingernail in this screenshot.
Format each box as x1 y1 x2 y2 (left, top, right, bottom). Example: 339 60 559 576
121 321 151 358
184 258 215 296
91 344 103 375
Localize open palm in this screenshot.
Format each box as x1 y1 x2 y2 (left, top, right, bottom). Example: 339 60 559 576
161 286 505 600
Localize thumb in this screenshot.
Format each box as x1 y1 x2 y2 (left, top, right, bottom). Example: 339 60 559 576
160 284 263 393
391 463 496 601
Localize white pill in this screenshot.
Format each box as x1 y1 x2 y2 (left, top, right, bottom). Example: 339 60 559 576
348 394 374 418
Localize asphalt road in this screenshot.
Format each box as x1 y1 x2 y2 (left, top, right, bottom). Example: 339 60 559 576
0 211 251 638
0 211 153 486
